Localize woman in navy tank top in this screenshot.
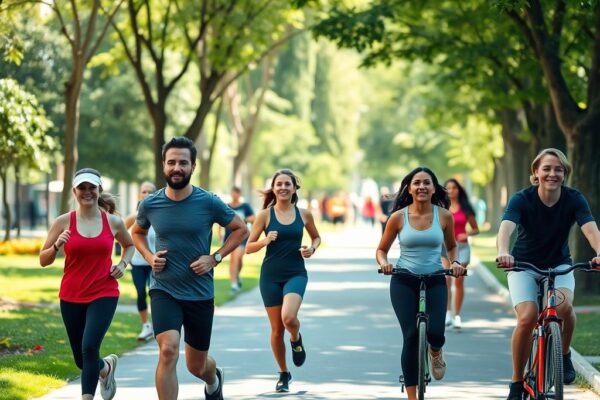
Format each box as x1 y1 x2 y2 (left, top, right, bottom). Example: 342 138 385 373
246 169 321 393
376 167 465 400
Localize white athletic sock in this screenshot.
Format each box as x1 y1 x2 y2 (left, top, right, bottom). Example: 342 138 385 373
206 375 219 394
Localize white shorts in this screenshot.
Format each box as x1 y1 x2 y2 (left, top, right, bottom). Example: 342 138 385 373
507 263 575 308
441 242 471 265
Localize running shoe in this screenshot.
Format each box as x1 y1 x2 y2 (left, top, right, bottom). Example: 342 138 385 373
99 354 118 400
205 367 224 400
506 381 524 400
276 371 292 392
429 349 446 380
563 351 576 384
291 334 306 367
453 315 462 330
137 322 154 341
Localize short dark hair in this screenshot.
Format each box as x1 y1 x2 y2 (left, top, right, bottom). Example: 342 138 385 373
162 137 197 162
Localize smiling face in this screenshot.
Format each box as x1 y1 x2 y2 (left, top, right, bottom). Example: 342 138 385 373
273 174 296 202
534 154 565 191
163 148 195 190
408 171 435 202
73 182 100 206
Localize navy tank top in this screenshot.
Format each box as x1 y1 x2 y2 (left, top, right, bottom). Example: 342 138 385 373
261 206 307 281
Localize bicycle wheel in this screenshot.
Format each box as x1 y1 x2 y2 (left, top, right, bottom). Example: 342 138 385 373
544 321 563 399
523 331 538 400
417 320 427 400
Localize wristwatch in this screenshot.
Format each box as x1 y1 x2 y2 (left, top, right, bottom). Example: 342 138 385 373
213 252 223 264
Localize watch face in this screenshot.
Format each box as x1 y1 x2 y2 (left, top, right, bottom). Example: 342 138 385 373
214 253 222 262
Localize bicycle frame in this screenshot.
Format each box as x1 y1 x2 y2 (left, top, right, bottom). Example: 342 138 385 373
523 275 563 398
504 261 598 400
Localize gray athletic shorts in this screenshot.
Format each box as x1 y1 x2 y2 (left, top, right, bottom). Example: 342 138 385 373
441 242 471 265
507 263 575 308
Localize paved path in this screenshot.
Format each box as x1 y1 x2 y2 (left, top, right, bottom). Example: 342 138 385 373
37 226 599 399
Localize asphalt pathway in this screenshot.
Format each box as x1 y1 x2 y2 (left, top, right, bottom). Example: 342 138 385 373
37 226 599 399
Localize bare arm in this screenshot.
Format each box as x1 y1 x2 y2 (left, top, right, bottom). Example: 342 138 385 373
216 215 249 258
376 210 403 274
124 212 136 229
581 221 600 264
246 210 274 254
299 209 321 258
441 209 464 275
496 220 517 267
39 214 70 267
467 213 480 236
109 215 135 279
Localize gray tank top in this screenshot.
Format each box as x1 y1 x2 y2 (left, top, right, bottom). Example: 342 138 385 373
395 205 444 273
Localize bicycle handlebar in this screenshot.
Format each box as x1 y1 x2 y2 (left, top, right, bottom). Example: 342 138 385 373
377 267 467 278
501 260 599 275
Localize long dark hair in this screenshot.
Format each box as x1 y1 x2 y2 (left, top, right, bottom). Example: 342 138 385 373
391 167 449 212
444 178 475 216
261 169 300 209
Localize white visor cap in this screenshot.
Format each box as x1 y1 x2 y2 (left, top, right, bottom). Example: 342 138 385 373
72 172 102 188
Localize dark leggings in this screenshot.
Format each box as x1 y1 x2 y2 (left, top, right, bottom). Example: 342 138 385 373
390 274 447 387
60 297 118 395
131 264 152 311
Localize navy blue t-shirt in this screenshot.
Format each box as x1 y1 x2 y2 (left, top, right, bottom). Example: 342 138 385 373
501 185 594 268
137 186 235 300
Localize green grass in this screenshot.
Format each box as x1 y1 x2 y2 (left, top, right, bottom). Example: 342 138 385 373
471 232 600 359
0 248 263 399
0 308 144 400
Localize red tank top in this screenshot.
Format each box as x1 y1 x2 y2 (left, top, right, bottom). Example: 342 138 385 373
59 211 119 302
452 208 468 242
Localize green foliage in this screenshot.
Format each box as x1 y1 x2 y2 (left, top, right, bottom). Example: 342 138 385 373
78 68 154 182
0 79 55 174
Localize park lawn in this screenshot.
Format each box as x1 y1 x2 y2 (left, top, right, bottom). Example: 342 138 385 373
0 249 263 400
471 232 600 360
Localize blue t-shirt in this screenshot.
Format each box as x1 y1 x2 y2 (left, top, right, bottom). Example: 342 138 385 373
502 185 594 268
136 186 235 300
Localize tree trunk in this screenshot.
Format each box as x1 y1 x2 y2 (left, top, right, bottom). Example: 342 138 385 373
499 108 532 195
14 167 20 239
152 107 167 189
2 169 10 241
570 114 600 292
486 157 506 232
59 69 84 213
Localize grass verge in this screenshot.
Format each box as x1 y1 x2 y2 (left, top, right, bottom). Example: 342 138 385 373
0 249 263 400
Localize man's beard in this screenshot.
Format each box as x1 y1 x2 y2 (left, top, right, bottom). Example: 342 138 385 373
165 172 192 189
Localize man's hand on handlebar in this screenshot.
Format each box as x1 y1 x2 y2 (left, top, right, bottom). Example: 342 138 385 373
496 254 514 269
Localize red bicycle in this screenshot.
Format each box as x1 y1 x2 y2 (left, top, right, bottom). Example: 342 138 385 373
503 260 599 400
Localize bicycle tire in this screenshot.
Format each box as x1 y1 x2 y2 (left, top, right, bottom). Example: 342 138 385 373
544 321 563 399
523 330 538 400
417 320 427 400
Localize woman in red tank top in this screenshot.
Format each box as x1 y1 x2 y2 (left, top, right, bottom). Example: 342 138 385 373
442 178 479 330
40 168 134 400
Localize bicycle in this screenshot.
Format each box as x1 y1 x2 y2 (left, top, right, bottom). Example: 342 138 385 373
378 267 466 400
501 260 599 400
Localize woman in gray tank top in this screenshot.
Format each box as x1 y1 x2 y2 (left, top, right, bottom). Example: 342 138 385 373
246 169 321 393
376 167 465 400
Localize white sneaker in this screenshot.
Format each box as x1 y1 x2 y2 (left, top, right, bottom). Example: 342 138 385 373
137 322 154 341
453 315 462 330
429 349 446 380
99 354 118 400
445 311 453 327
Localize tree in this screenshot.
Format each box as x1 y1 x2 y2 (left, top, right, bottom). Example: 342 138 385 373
0 79 54 240
2 1 126 213
111 0 301 187
497 0 600 270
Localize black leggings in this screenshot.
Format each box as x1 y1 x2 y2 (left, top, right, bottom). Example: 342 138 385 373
131 264 152 311
390 274 447 387
60 297 118 395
